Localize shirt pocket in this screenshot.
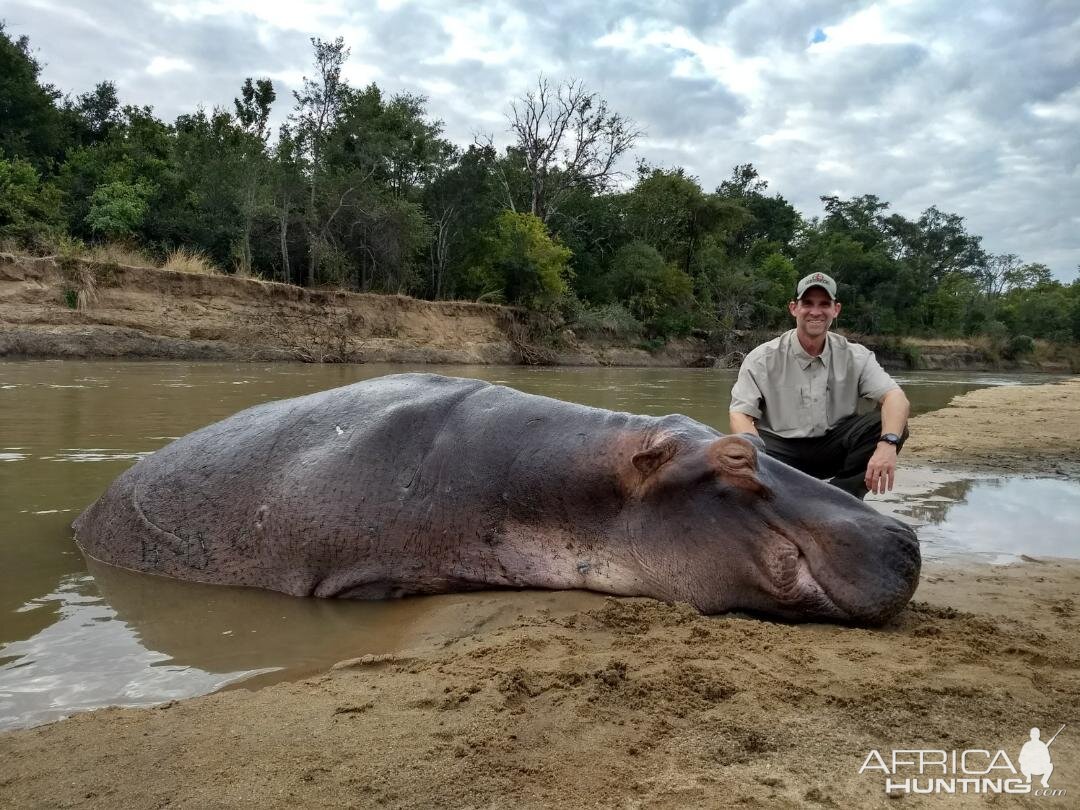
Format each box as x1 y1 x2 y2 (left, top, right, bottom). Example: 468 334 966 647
772 385 811 432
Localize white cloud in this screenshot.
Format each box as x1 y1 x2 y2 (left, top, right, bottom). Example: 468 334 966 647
596 20 768 98
6 0 1078 278
151 0 346 30
816 159 855 177
809 2 917 52
146 56 194 76
428 8 530 67
1029 85 1080 123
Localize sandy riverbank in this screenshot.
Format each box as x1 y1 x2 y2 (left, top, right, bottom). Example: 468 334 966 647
903 376 1080 477
1 379 1078 809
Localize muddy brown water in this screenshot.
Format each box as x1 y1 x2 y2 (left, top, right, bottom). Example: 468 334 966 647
1 360 1076 730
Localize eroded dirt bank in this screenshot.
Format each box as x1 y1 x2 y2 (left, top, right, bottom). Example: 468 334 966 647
6 252 1075 372
1 382 1078 809
0 253 703 367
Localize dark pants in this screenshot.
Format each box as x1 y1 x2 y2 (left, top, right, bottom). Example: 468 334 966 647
759 411 909 499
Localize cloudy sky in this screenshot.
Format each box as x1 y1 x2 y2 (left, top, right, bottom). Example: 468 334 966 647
6 0 1078 278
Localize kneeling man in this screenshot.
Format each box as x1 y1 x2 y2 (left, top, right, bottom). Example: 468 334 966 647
729 272 910 499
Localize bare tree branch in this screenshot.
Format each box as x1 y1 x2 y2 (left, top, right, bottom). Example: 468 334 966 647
474 131 517 213
505 75 642 223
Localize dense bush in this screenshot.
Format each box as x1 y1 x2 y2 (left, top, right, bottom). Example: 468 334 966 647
570 303 644 340
1004 334 1035 359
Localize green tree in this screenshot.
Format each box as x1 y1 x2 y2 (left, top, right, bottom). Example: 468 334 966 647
999 279 1072 340
622 164 748 275
755 252 798 324
1069 278 1080 341
331 85 454 199
0 25 66 169
605 241 694 336
64 81 122 148
85 178 155 240
716 164 802 256
926 272 982 337
57 104 175 246
548 186 627 306
291 37 351 285
475 211 571 307
270 124 303 283
0 156 63 247
233 78 276 274
1004 261 1053 291
169 108 252 265
423 144 502 299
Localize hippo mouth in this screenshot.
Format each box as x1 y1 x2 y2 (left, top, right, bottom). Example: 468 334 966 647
765 529 845 620
761 517 920 624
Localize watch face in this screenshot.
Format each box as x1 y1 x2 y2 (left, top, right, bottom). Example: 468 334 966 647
881 433 900 444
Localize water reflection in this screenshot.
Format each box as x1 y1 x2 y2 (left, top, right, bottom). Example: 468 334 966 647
0 562 606 731
894 479 980 524
87 559 420 673
898 477 1080 562
0 573 265 730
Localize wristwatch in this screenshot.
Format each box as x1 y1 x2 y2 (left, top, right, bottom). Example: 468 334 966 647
878 433 901 447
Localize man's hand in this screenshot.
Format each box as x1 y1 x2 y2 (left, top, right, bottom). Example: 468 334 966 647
865 443 898 495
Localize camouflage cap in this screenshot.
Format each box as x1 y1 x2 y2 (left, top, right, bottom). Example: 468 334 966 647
796 272 837 300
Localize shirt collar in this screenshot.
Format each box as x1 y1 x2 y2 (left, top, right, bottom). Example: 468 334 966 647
789 330 831 370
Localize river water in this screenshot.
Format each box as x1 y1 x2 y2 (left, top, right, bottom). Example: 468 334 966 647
1 360 1076 730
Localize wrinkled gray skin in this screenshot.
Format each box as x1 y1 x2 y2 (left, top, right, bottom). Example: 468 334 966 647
74 373 920 624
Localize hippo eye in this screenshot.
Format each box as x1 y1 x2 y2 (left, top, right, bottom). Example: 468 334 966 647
721 452 753 469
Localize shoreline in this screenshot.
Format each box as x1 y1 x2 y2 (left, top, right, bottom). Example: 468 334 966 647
1 378 1078 808
904 375 1080 476
4 253 1076 372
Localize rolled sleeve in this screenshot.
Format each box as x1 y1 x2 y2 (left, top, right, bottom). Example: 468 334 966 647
859 352 900 402
729 363 763 419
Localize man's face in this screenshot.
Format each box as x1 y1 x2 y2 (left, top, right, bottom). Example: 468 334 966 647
788 287 841 340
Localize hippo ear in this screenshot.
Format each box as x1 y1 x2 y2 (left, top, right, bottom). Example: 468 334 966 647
632 435 679 478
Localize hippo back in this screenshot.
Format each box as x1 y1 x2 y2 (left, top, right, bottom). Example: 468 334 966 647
74 374 495 593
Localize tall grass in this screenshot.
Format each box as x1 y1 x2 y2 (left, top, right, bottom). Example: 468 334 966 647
82 243 157 268
161 247 221 275
36 237 223 275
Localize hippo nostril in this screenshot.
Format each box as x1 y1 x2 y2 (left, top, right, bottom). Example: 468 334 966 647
884 522 919 549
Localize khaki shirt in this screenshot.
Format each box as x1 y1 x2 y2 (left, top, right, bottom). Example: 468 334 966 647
729 330 899 438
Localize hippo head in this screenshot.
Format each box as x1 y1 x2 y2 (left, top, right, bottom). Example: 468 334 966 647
625 431 920 625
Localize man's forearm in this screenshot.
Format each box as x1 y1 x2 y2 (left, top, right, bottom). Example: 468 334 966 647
729 411 759 436
880 389 910 436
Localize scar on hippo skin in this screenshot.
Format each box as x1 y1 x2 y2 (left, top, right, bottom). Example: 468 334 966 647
708 435 771 498
132 483 210 570
254 504 270 533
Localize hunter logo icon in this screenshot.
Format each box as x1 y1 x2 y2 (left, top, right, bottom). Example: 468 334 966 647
1019 725 1063 789
859 724 1067 797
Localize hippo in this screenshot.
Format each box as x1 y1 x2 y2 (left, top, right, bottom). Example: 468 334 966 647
73 373 920 624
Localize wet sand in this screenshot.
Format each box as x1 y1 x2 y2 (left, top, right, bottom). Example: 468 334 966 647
2 377 1079 809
